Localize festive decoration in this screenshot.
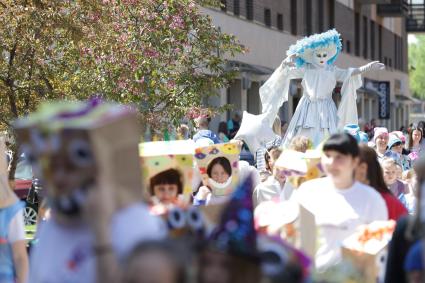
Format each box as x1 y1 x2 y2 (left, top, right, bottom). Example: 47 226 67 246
209 175 258 259
274 149 324 188
341 221 396 283
194 142 240 197
233 111 277 155
139 140 195 203
260 29 384 148
14 99 144 218
286 29 342 68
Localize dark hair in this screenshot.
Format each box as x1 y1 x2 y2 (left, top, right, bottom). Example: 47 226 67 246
408 126 423 150
207 157 232 178
149 168 183 195
358 145 388 193
123 240 187 283
323 133 359 157
218 122 228 136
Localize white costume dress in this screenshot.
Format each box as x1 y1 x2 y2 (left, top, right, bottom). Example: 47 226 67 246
260 64 362 147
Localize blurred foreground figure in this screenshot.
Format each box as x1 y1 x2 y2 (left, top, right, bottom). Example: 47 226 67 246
15 99 165 283
0 136 28 283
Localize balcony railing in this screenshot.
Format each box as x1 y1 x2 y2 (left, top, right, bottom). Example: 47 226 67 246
406 1 425 32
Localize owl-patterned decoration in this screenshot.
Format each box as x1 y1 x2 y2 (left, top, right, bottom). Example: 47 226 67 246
194 142 240 196
139 140 195 203
13 98 143 217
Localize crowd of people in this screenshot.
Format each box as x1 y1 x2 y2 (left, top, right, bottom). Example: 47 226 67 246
0 98 424 283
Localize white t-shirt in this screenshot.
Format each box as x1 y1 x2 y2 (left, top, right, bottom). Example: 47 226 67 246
28 203 167 283
8 209 25 243
253 175 289 207
296 177 388 270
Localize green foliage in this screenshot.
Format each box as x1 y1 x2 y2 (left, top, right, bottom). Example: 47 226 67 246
409 35 425 99
0 0 244 131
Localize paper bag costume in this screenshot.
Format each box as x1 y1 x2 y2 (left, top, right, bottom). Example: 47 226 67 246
14 99 144 219
139 140 194 203
194 142 240 197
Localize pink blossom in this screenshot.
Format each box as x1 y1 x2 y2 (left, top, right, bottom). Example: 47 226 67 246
144 49 159 58
170 15 185 29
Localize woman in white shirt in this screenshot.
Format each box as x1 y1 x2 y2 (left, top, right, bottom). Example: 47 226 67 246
296 133 388 270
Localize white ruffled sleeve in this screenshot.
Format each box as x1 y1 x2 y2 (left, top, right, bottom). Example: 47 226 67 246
260 65 304 127
335 67 362 128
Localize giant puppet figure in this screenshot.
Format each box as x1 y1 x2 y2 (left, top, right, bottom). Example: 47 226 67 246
260 29 385 147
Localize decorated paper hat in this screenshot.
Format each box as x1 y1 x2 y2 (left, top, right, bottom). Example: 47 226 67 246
208 175 258 260
287 29 342 68
14 98 144 216
257 234 311 280
194 142 240 197
274 149 324 188
139 140 195 203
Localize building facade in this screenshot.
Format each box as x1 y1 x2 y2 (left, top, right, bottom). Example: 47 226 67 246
204 0 412 132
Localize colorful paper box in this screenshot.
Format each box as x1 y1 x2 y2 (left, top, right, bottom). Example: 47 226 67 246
14 100 144 216
139 140 195 203
194 142 240 196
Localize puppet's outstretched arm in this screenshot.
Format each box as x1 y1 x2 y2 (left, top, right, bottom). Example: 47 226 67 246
351 61 385 76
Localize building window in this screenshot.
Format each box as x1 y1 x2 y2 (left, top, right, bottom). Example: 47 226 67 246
305 0 312 35
291 0 297 35
346 40 351 54
264 8 271 27
246 0 253 20
233 0 240 16
328 0 335 28
370 20 375 60
363 16 368 59
354 12 360 56
220 0 227 11
318 0 324 32
277 13 283 30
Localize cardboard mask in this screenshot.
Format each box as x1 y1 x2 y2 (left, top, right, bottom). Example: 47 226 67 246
14 99 144 218
194 142 240 196
139 140 194 204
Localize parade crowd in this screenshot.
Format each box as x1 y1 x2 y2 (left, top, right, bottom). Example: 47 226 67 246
0 99 424 283
1 29 424 283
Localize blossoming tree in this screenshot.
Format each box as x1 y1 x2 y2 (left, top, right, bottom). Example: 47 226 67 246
0 0 243 179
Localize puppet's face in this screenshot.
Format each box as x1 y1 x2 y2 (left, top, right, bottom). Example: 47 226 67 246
18 128 97 217
312 48 330 67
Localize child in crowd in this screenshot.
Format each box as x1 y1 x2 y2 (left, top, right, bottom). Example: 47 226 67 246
122 240 188 283
149 169 183 206
194 157 232 205
253 146 284 206
388 134 411 171
296 133 388 270
355 145 408 221
22 100 166 283
373 127 390 162
382 157 412 213
407 126 423 155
